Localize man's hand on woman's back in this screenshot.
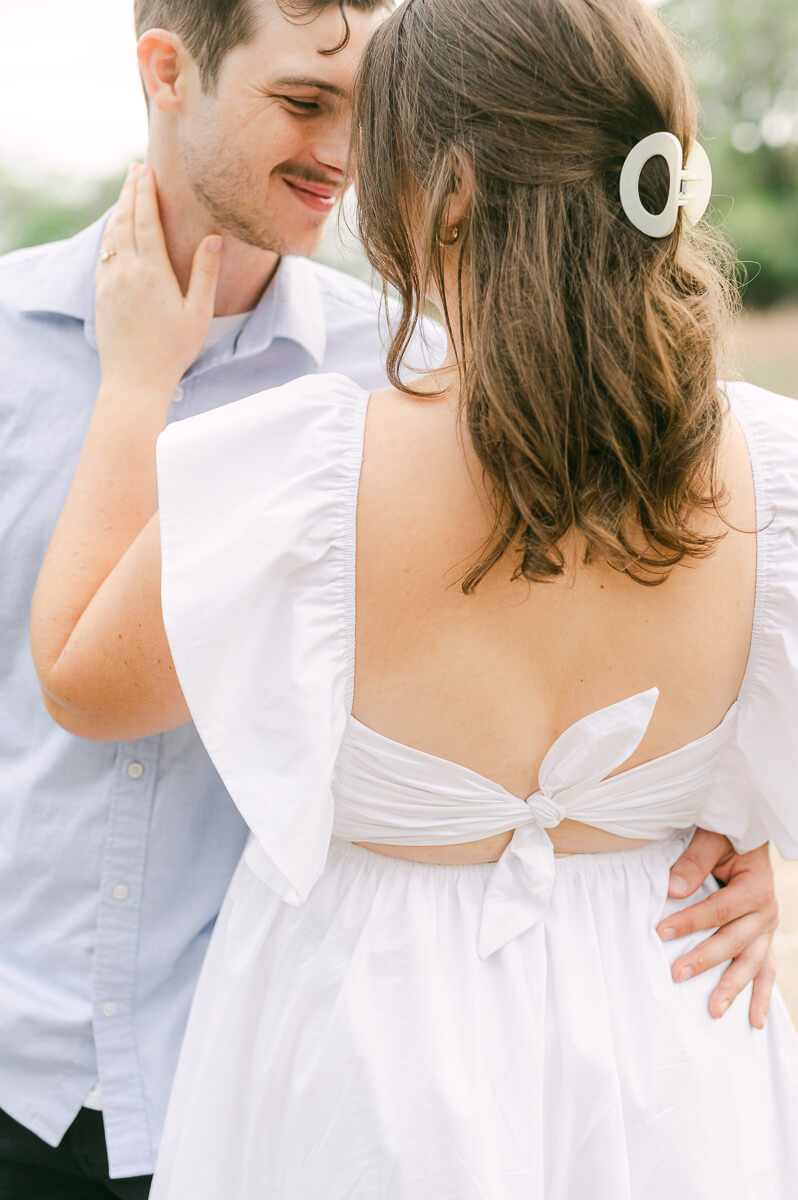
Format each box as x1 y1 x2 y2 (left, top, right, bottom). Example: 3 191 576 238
658 832 777 1029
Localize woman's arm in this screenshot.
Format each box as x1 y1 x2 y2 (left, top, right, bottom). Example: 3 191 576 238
32 516 186 740
30 163 221 739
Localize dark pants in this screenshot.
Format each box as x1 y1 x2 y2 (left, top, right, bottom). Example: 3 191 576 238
0 1106 152 1199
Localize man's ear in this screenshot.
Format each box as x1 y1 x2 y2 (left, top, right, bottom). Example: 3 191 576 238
137 28 192 115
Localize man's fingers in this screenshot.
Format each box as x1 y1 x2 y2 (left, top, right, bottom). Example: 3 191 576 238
659 854 778 942
661 837 779 1029
748 945 777 1030
658 884 746 942
186 236 223 319
668 829 733 899
670 913 765 983
707 934 773 1021
133 165 169 261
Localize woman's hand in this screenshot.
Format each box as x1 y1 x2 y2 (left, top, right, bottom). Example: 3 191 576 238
657 833 778 1029
95 163 222 395
32 164 221 716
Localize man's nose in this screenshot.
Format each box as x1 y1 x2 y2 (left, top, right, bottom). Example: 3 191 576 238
311 111 351 178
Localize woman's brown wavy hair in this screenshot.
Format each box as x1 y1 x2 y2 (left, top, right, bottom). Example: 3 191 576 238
352 0 737 591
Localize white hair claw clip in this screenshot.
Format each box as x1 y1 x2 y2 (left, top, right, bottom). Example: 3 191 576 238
619 132 712 238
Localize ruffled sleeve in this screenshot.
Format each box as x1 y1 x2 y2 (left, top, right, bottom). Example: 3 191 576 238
699 382 798 857
156 373 368 904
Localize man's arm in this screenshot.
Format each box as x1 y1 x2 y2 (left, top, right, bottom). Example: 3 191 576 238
657 830 778 1029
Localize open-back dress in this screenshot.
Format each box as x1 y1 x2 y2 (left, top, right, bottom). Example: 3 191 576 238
149 376 798 1199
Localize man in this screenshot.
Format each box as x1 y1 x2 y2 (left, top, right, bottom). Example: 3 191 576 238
0 1 779 1196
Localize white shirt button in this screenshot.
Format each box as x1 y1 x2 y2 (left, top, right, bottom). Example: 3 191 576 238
102 1002 117 1018
112 884 129 902
127 762 145 780
173 386 185 403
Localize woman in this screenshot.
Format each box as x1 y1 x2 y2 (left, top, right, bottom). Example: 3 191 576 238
31 0 798 1195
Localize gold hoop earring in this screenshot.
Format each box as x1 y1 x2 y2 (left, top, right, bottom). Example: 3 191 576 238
437 224 460 247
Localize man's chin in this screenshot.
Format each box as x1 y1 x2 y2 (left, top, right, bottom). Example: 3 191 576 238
240 222 329 260
279 219 331 260
208 206 328 258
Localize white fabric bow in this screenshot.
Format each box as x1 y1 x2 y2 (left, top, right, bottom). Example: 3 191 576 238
477 688 659 958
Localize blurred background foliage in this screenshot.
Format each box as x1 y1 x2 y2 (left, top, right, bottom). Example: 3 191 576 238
661 0 798 309
0 173 123 258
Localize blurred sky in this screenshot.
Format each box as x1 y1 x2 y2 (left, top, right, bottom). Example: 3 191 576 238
1 1 146 182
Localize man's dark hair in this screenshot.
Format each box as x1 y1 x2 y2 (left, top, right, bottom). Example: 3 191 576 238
134 0 385 89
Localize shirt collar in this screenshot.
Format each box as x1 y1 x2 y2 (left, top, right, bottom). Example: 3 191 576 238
16 214 327 368
16 213 107 333
235 254 327 368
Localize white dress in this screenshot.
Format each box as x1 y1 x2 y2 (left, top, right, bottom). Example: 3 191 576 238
151 376 798 1199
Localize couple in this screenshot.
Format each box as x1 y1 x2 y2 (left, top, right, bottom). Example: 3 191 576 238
4 0 798 1195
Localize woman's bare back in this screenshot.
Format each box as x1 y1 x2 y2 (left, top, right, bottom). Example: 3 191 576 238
353 380 757 861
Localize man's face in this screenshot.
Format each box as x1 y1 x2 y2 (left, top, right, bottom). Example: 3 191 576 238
181 1 384 256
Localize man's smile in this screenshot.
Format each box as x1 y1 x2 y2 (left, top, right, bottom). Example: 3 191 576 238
280 174 340 212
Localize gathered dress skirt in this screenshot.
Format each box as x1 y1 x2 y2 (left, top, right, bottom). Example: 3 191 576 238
150 832 798 1199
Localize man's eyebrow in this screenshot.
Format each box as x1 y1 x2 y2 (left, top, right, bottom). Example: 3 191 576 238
270 75 350 101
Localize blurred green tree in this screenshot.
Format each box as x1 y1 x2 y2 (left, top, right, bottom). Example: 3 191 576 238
0 170 125 256
662 0 798 305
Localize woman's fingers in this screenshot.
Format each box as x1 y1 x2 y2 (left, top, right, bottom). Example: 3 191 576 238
707 934 774 1022
186 236 224 320
104 163 139 258
93 166 220 391
134 165 169 261
748 944 777 1030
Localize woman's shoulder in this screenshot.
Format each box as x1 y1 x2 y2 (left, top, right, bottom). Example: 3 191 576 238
357 381 488 586
156 373 372 906
722 378 798 632
157 369 370 562
160 371 369 454
157 371 370 537
711 380 798 856
725 379 798 475
724 377 798 413
678 382 798 857
360 381 459 485
723 379 798 585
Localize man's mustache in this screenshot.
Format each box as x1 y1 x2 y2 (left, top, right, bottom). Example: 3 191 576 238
273 162 346 191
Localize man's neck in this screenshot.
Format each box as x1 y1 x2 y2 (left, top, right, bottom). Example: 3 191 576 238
146 149 280 318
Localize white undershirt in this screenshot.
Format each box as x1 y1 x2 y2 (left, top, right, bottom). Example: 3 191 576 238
201 311 251 352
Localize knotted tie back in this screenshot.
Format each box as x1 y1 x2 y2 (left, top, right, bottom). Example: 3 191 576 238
476 689 660 958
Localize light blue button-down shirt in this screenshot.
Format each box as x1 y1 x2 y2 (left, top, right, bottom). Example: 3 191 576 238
0 214 441 1178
